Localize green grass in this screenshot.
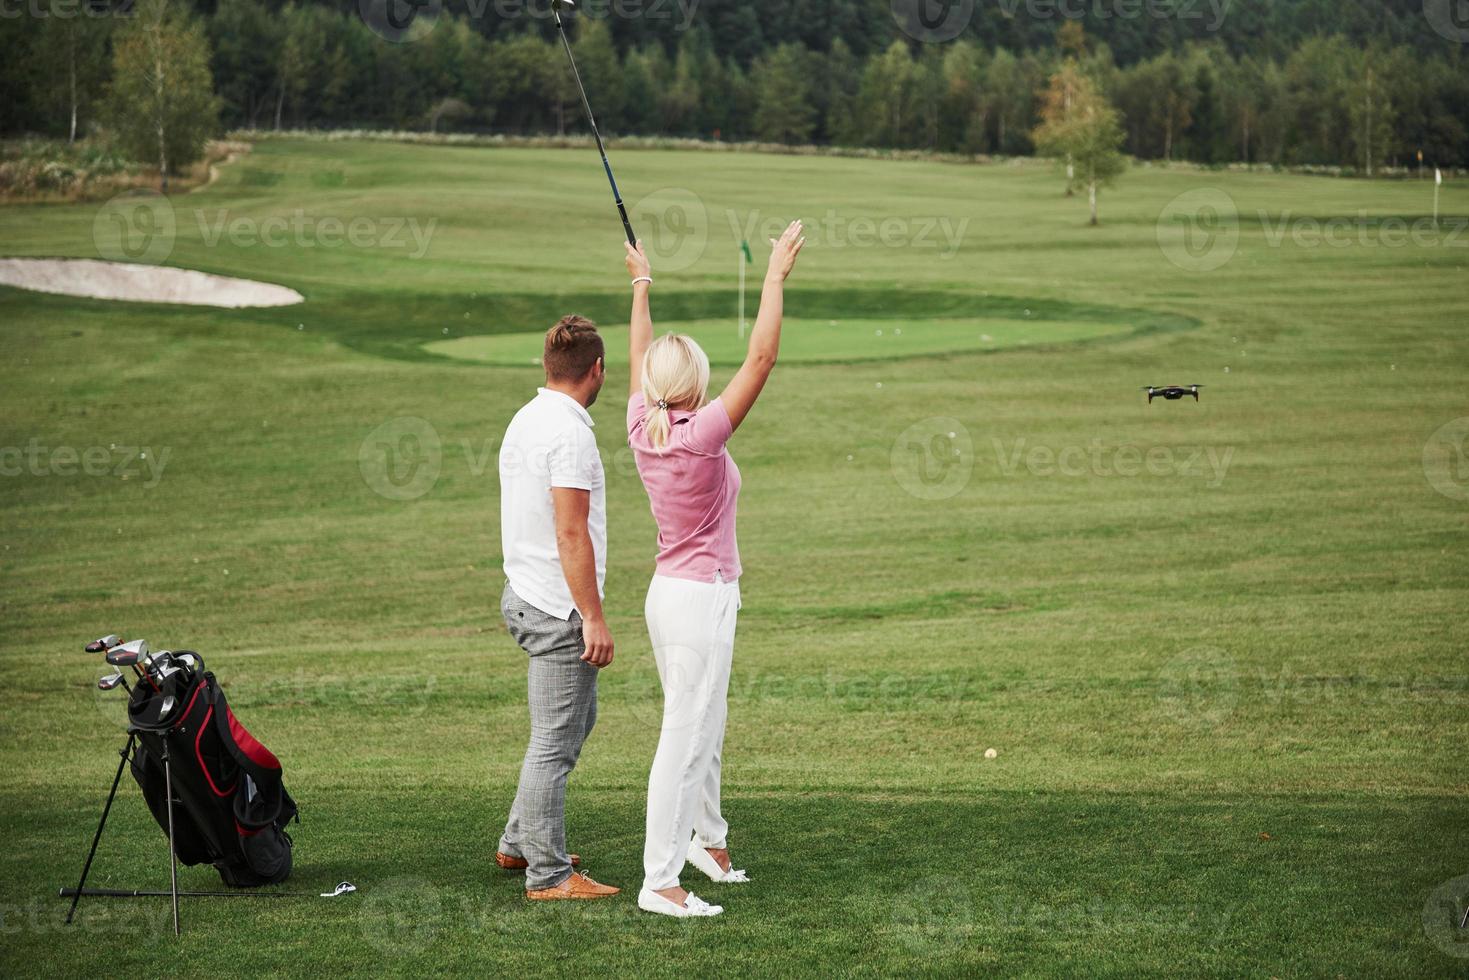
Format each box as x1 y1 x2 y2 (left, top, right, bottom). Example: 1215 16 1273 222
0 139 1466 977
426 315 1141 366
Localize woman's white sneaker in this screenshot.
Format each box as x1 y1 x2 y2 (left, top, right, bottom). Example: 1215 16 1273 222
637 887 724 917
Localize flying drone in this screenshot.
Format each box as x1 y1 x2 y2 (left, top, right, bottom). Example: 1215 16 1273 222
1142 385 1204 403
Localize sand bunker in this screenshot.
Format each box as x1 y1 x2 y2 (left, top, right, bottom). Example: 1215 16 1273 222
0 258 304 308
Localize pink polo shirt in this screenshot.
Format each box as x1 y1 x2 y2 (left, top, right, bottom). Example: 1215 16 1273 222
627 393 742 583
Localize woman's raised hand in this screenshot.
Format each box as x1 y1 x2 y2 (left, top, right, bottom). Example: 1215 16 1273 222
766 220 806 282
626 239 651 282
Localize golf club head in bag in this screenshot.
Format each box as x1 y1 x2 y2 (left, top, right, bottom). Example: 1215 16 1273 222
106 639 147 668
127 652 297 887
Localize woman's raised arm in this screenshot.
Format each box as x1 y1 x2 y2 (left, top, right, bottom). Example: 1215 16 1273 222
719 220 805 432
626 240 653 397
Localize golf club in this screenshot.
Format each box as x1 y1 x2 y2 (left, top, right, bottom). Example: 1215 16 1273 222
551 0 637 246
98 672 131 695
105 638 147 666
60 881 358 900
107 639 159 691
85 634 122 654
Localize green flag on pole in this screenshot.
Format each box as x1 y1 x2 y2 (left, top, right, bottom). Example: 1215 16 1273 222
738 241 751 340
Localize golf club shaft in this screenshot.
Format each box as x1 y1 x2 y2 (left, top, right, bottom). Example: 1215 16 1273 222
553 6 636 245
60 887 310 899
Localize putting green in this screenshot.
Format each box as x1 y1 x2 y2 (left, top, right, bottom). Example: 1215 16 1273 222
425 315 1136 366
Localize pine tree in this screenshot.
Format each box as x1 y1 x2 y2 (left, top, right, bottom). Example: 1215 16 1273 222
753 44 816 144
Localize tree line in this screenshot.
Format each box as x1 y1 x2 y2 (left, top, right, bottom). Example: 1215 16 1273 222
3 0 1466 172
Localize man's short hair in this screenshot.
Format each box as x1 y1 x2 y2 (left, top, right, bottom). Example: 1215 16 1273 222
543 315 604 381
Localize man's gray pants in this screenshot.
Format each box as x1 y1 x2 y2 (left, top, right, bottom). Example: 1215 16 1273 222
497 583 599 891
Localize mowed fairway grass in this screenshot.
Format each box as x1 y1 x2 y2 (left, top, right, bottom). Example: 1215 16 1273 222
0 139 1466 977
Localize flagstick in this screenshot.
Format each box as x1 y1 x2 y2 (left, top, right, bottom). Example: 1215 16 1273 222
738 248 747 341
1433 177 1440 229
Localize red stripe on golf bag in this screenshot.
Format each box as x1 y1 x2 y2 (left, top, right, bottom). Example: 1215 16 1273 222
225 706 280 771
195 706 237 798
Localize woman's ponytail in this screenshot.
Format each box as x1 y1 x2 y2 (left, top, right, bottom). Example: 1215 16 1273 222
640 334 711 452
642 376 673 450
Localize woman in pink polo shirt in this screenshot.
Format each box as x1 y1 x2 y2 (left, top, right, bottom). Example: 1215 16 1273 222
623 221 806 918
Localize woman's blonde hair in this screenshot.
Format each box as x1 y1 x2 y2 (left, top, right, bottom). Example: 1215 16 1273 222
641 333 710 451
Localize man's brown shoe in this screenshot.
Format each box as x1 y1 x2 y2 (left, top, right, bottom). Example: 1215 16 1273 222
496 851 580 871
525 871 620 901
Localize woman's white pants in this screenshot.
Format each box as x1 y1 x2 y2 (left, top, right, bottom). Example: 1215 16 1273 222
641 572 740 892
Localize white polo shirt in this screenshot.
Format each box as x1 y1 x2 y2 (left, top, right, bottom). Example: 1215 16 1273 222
499 388 607 620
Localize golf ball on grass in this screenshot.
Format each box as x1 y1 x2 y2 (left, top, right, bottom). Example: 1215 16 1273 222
984 748 998 759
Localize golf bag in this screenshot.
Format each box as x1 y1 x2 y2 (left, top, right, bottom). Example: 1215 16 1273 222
127 654 298 887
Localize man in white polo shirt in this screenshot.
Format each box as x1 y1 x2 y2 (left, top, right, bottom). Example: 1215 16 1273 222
494 315 619 901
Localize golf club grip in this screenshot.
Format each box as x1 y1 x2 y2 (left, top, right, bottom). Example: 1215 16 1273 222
617 202 636 246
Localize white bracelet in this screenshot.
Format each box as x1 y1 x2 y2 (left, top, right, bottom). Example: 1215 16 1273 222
631 276 652 287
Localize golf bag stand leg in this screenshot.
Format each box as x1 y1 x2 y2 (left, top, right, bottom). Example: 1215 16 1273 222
66 732 136 926
161 739 181 936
